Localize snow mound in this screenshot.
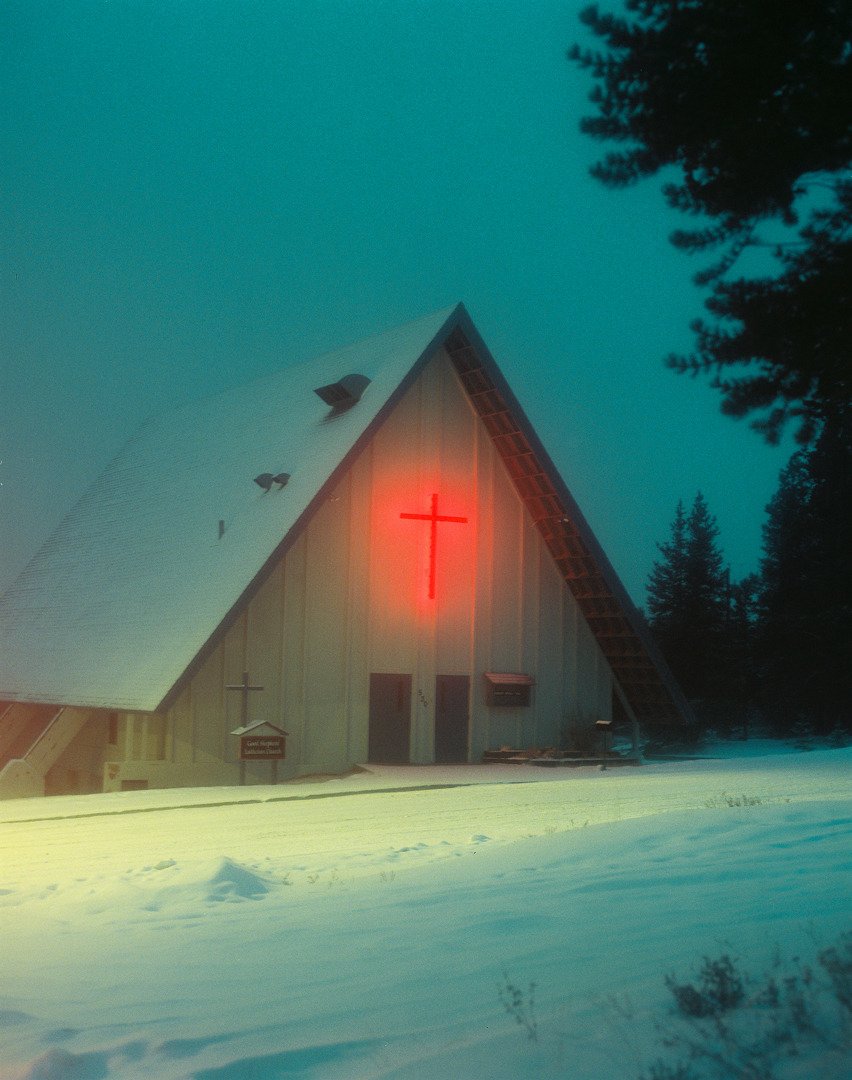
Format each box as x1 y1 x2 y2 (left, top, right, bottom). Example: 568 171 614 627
186 1037 385 1079
22 1047 107 1080
135 857 273 915
205 858 271 903
20 1040 146 1080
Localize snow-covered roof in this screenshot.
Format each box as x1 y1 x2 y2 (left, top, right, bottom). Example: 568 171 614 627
0 303 691 725
0 306 458 711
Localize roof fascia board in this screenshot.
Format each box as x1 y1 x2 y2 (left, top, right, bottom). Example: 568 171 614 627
450 306 694 726
452 305 639 610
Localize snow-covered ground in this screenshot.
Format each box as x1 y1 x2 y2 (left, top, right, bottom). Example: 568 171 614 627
1 743 849 1079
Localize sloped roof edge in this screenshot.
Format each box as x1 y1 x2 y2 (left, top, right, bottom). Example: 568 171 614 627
446 307 695 728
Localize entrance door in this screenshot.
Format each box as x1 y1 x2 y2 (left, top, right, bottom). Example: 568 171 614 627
435 674 470 764
368 673 412 763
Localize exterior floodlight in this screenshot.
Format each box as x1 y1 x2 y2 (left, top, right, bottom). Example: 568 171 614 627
273 472 290 487
314 373 371 410
254 473 274 491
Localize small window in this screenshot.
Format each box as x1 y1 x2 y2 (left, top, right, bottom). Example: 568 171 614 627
484 672 533 707
107 712 118 746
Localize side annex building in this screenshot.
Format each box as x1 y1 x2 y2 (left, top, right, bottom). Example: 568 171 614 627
0 305 691 797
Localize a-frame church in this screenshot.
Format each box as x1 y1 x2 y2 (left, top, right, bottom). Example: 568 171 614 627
0 305 691 797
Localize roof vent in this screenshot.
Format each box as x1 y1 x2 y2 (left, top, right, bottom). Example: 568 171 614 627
314 373 371 410
254 472 291 492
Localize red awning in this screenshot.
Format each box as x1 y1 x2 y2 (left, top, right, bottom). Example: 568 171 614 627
484 673 534 686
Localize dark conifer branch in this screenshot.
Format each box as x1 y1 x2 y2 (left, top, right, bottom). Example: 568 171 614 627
569 0 851 444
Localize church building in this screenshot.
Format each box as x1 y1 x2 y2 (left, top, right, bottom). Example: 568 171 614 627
0 305 690 797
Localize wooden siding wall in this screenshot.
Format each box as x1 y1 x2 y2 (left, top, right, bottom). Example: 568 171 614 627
142 349 615 784
43 712 112 795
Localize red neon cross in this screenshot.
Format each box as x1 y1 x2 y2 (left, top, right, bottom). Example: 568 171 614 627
400 493 468 599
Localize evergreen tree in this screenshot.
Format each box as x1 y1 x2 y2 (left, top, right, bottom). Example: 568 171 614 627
757 450 812 730
724 573 760 737
569 0 851 444
647 494 729 710
682 493 728 701
646 498 688 635
757 417 852 730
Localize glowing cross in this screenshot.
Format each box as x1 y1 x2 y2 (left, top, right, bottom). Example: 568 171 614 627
400 493 468 599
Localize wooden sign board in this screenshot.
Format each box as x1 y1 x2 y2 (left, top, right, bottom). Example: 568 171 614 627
240 735 286 760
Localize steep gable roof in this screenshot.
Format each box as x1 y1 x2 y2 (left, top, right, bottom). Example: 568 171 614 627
0 304 691 726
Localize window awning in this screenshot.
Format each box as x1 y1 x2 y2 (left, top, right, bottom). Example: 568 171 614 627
484 673 534 686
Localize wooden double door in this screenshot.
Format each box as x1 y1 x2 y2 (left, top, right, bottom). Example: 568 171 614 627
368 673 470 764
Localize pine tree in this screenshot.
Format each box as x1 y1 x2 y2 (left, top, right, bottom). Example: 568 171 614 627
757 451 811 730
569 0 851 443
682 493 729 703
647 494 730 717
723 574 760 737
757 417 852 731
647 499 688 634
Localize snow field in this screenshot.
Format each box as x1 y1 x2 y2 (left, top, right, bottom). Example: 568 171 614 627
0 747 849 1079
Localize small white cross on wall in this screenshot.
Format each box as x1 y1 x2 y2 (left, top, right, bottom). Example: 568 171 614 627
226 671 264 728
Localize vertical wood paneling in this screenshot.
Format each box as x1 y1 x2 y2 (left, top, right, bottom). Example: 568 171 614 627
302 480 350 771
488 461 524 672
434 357 477 675
574 613 601 726
367 382 421 675
535 551 567 748
245 565 284 729
470 421 495 760
346 450 372 763
282 532 308 770
412 360 438 763
168 687 192 763
520 516 540 747
146 714 167 760
562 590 579 729
190 642 224 762
483 452 524 751
222 612 247 761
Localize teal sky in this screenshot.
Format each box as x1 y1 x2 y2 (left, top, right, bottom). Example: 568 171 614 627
0 0 790 605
